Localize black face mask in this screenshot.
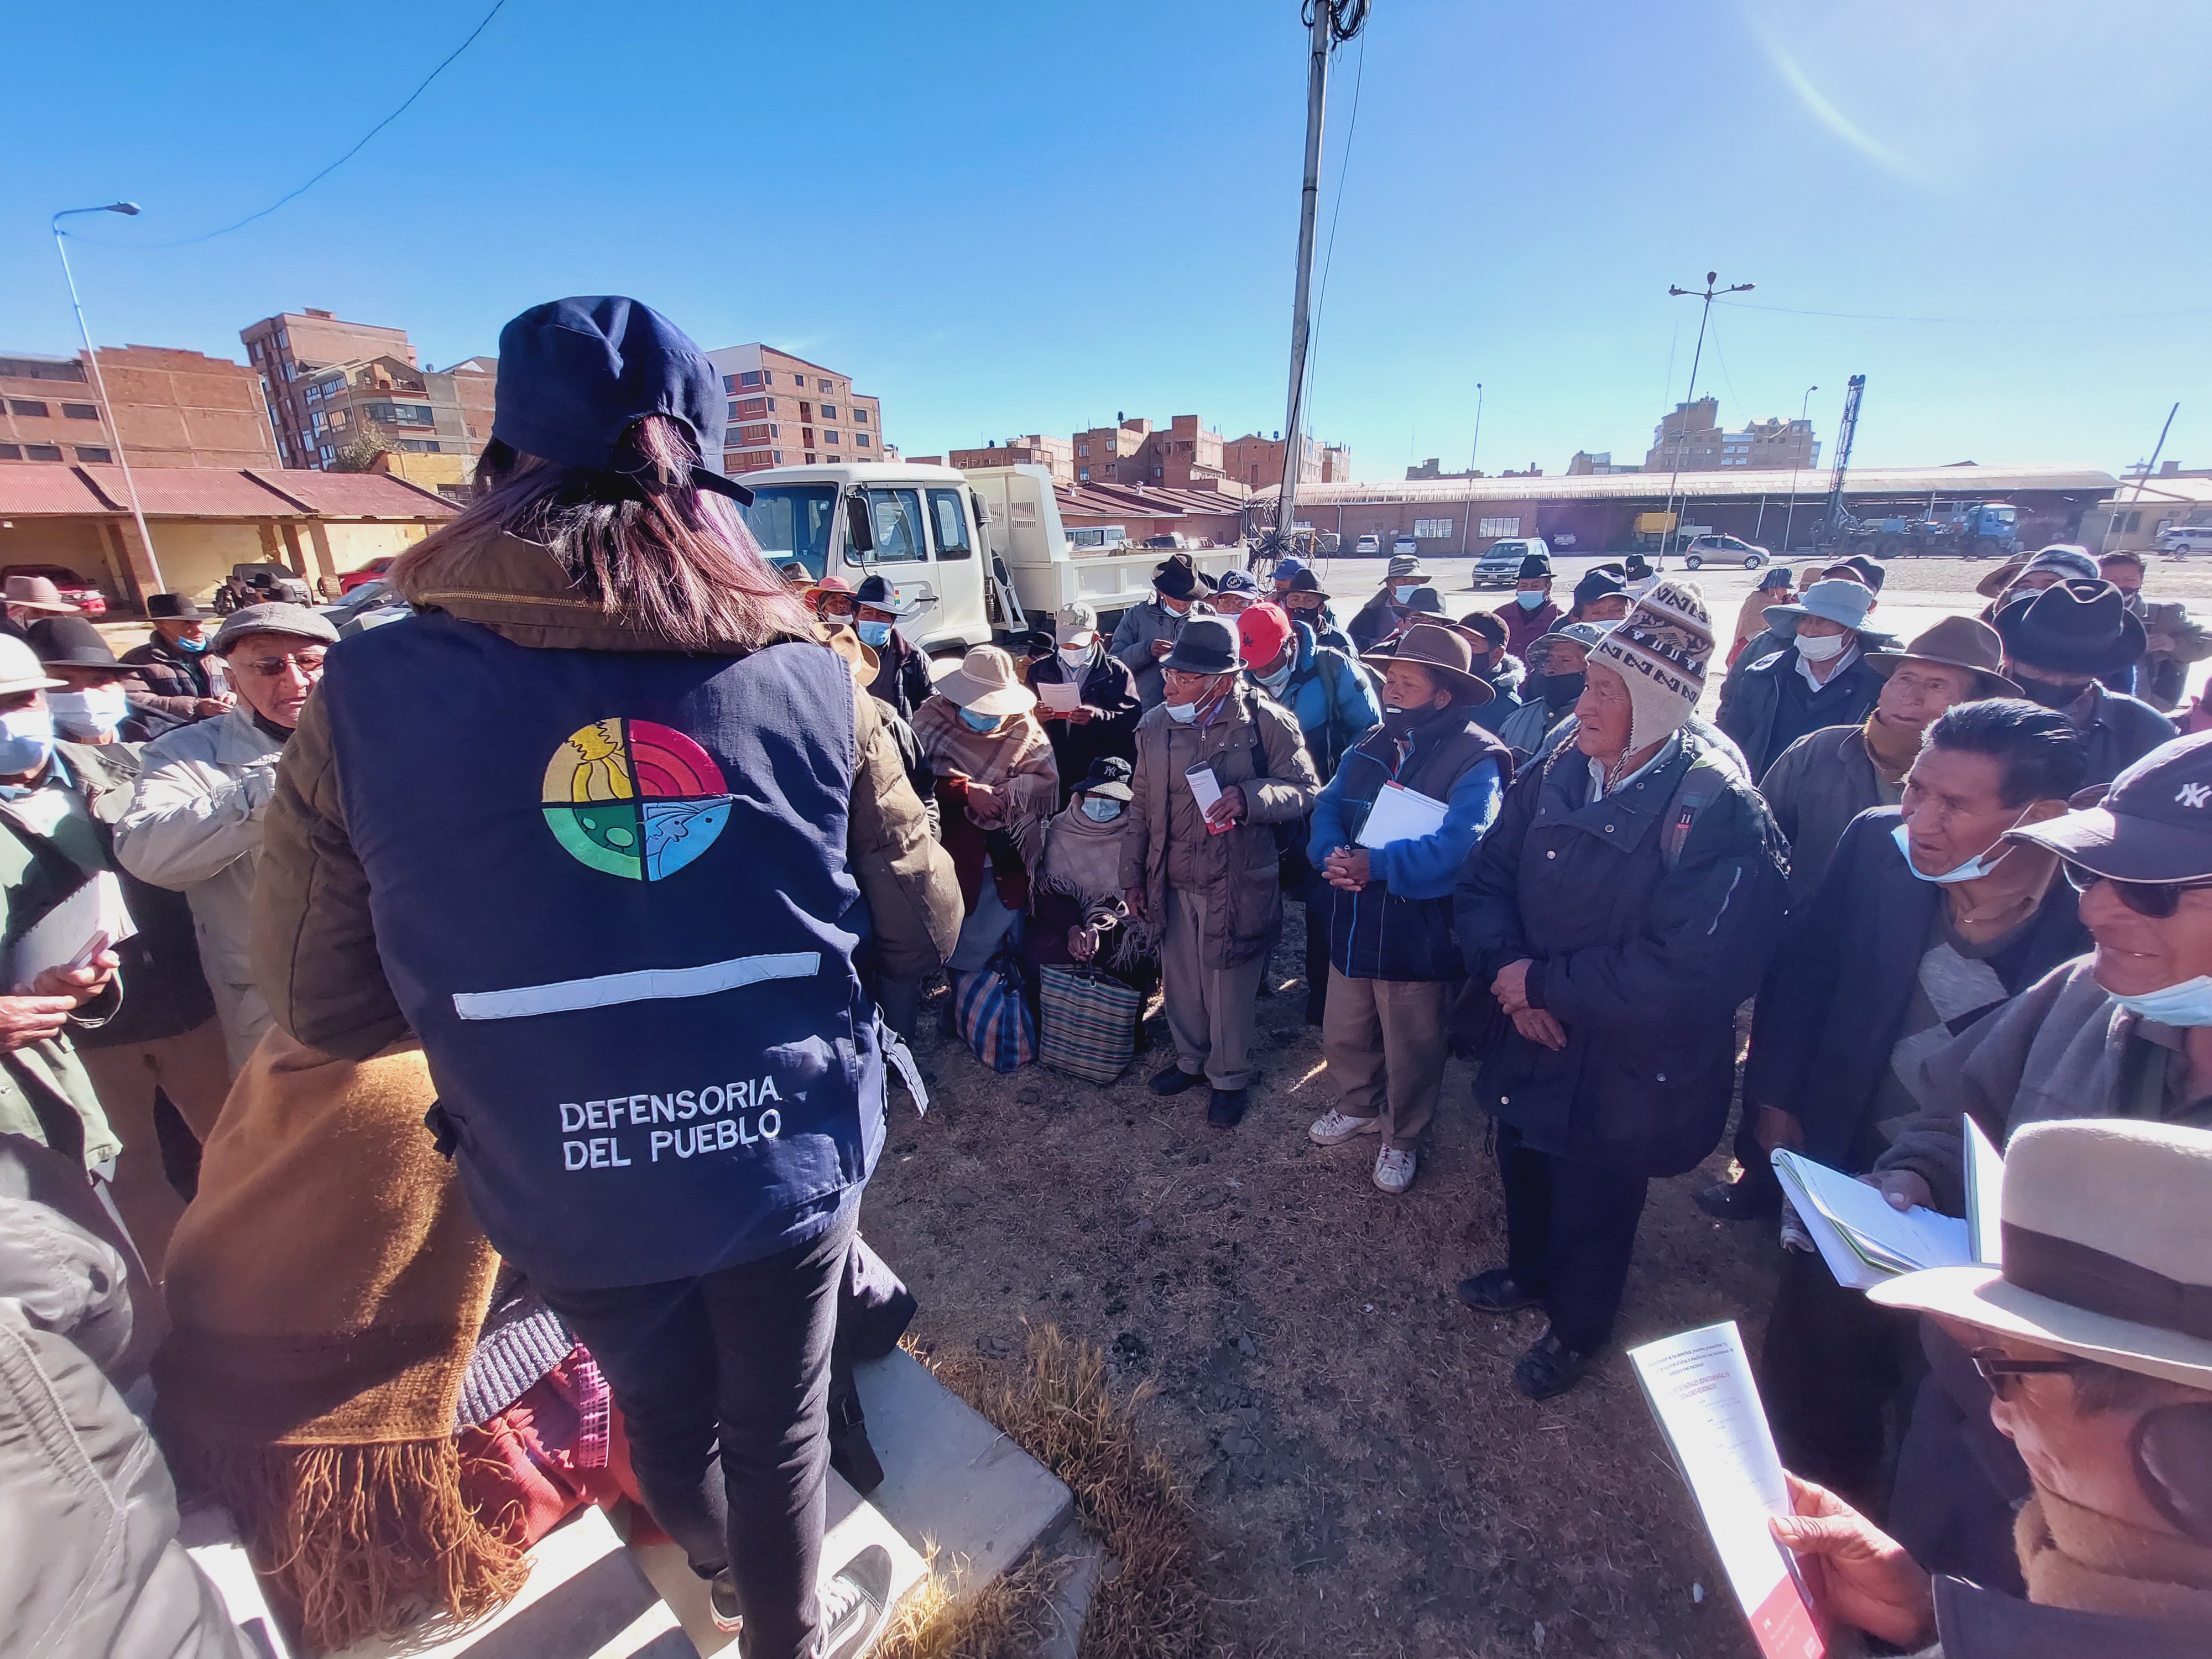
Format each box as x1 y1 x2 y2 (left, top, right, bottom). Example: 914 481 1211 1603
1536 671 1585 711
2012 670 2093 712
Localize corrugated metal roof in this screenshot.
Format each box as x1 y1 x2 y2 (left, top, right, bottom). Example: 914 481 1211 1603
1056 482 1248 520
0 464 459 520
0 467 113 514
1257 463 2119 506
74 466 305 517
242 469 456 518
2106 476 2212 505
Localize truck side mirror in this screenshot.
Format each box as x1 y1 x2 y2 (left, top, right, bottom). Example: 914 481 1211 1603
843 490 875 563
970 489 993 528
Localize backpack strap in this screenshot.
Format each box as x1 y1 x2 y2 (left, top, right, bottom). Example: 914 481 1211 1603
1656 753 1735 869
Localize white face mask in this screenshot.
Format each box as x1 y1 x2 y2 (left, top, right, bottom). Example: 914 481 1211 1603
1058 645 1091 671
1891 819 2021 884
1796 630 1848 663
49 686 128 738
1164 700 1201 724
1394 584 1420 604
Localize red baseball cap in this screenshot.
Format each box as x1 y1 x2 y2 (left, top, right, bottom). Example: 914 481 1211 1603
1237 601 1294 670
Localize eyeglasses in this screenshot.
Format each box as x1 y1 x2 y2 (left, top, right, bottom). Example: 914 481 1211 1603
1972 1346 2088 1401
237 649 326 680
2062 859 2212 919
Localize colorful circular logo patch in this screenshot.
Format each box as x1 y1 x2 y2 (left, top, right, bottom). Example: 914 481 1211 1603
542 719 734 881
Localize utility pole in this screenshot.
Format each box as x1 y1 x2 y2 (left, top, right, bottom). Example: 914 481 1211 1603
1470 382 1483 475
53 203 166 594
1658 270 1752 563
2104 401 2179 555
1274 0 1368 559
1779 383 1818 557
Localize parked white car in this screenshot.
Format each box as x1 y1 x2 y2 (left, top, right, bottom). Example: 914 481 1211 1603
2156 524 2212 560
1679 533 1771 571
1353 533 1382 554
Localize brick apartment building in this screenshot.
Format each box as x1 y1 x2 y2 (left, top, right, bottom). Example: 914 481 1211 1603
1 347 276 471
1642 396 1819 473
708 345 884 473
948 434 1076 485
238 310 494 488
1071 415 1240 489
1222 431 1352 490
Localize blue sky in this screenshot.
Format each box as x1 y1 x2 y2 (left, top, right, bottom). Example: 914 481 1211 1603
8 1 2209 479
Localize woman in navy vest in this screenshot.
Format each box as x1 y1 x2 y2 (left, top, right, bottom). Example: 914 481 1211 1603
251 298 960 1659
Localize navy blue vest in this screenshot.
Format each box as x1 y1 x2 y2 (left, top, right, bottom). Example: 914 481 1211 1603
316 612 882 1290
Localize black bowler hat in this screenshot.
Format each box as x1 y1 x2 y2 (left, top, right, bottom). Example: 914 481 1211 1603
1153 553 1199 601
1282 568 1332 603
27 615 120 670
1517 552 1552 581
490 296 753 504
2009 731 2212 882
1995 578 2146 677
145 592 201 621
853 573 916 615
1161 615 1240 674
1573 568 1626 609
1822 554 1888 593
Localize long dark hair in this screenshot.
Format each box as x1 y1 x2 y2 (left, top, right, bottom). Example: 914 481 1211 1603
393 415 811 650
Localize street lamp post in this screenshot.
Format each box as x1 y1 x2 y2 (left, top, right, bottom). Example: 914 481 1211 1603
1659 270 1754 563
1780 383 1818 558
52 202 165 594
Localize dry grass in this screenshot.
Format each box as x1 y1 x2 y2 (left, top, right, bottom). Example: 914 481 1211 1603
925 1325 1209 1659
874 1545 1065 1659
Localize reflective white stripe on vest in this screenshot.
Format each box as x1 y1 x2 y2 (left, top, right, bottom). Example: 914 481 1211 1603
452 952 822 1021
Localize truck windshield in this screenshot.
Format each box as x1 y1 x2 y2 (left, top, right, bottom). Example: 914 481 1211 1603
739 485 838 579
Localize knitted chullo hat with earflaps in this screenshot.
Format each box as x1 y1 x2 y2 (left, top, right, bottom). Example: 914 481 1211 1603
1585 577 1715 754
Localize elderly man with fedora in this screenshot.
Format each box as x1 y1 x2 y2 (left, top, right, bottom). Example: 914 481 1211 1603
1993 579 2176 786
1121 617 1318 1126
1493 552 1562 659
1975 542 2101 615
119 593 232 727
1348 555 1437 654
28 617 163 747
847 573 932 722
0 575 82 643
1719 575 1890 780
1110 554 1212 711
1305 624 1507 1193
1771 1118 2212 1659
1455 580 1789 1396
114 602 339 1072
1277 567 1355 656
1757 615 2021 907
1027 602 1140 801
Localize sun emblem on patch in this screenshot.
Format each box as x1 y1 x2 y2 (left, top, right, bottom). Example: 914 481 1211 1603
541 719 733 880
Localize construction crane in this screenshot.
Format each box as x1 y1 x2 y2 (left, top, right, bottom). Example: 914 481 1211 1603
1822 374 1865 532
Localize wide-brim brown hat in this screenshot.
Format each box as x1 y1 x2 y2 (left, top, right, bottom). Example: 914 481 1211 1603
821 623 879 684
3 575 80 614
1975 551 2032 600
935 644 1036 716
1865 614 2018 697
1870 1118 2212 1390
1361 622 1494 706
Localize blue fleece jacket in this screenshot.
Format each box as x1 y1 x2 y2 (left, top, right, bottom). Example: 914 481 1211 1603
1307 742 1503 901
1257 622 1381 783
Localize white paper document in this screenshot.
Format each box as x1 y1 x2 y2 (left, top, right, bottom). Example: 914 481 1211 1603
1772 1149 1971 1292
1355 781 1449 851
9 870 137 992
1629 1322 1825 1659
1965 1115 2004 1265
1038 678 1081 712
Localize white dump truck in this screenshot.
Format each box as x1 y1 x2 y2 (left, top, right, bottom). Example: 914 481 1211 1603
735 461 1246 657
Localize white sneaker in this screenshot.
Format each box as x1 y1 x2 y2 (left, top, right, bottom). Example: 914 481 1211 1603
1310 1108 1381 1146
1373 1145 1417 1194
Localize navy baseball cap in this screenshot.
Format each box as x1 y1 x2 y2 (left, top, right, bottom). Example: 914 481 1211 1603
490 296 753 504
2010 732 2212 881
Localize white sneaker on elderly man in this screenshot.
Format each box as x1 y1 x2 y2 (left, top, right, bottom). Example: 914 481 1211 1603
1373 1146 1417 1194
1309 1108 1381 1146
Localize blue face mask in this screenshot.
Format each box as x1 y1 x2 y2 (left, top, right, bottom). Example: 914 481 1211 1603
1079 796 1124 823
0 707 54 776
1394 584 1420 604
1515 591 1546 610
2111 976 2212 1027
1890 819 2021 884
958 706 1000 733
178 636 208 654
856 620 892 648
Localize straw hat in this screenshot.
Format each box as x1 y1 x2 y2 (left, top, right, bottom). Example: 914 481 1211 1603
933 645 1035 716
1870 1119 2212 1389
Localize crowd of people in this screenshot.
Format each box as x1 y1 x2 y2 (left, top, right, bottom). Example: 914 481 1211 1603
1 294 2207 1659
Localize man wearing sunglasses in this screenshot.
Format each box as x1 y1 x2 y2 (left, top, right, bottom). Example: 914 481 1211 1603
116 603 337 1073
1768 1119 2212 1659
1860 731 2212 1589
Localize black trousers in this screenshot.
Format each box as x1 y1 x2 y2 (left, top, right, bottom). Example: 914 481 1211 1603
543 1206 857 1659
1302 884 1335 1016
1496 1124 1650 1352
1757 1246 1921 1512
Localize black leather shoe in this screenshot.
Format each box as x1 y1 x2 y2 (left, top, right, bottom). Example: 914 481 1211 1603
1695 1177 1780 1223
1206 1087 1248 1127
1150 1064 1202 1097
1513 1329 1597 1399
1455 1267 1543 1315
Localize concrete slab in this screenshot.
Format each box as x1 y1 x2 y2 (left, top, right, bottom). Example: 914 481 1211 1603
634 1467 928 1656
1034 1538 1115 1659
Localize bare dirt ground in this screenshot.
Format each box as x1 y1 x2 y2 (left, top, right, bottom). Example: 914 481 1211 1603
865 904 1783 1659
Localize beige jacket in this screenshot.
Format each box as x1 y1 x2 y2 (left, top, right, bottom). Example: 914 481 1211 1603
251 531 961 1060
1120 686 1319 969
110 705 281 1073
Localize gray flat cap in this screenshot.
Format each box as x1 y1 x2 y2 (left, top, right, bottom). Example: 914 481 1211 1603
210 602 340 654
